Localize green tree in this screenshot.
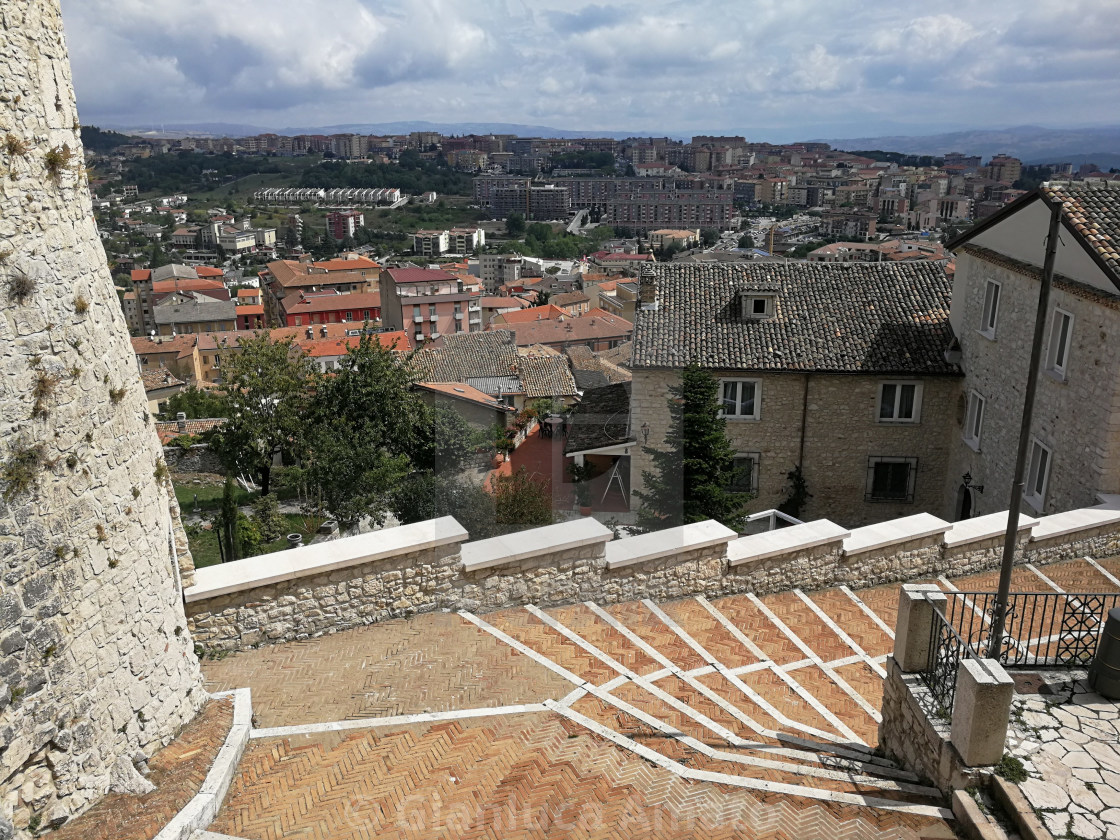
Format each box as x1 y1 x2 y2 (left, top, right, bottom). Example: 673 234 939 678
216 476 242 562
165 387 229 420
209 334 315 496
635 363 751 532
149 239 171 269
392 474 500 539
700 228 719 247
506 212 526 237
493 467 554 531
738 233 754 249
301 335 427 529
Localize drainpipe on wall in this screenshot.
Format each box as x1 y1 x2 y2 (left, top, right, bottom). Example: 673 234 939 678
987 201 1062 659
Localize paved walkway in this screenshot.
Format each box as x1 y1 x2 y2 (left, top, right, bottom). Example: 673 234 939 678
201 555 1120 840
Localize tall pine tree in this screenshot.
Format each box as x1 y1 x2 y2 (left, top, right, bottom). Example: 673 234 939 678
635 363 751 532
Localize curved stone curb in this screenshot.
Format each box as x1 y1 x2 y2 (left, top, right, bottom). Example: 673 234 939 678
155 689 252 840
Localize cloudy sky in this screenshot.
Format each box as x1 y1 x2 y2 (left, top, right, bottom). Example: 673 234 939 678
60 0 1120 140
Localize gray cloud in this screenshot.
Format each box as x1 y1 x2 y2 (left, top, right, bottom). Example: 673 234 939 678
59 0 1120 139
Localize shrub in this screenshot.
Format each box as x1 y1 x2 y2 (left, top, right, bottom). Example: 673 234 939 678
5 268 35 303
74 293 89 314
108 386 126 404
4 134 28 157
250 494 287 543
44 144 73 177
2 442 46 502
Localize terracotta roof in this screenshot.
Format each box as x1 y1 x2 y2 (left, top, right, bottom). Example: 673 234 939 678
551 291 590 307
237 289 259 299
491 304 567 325
283 291 381 314
195 266 225 278
265 260 370 289
1039 183 1120 284
479 296 529 309
564 345 632 385
152 277 228 296
599 341 633 368
140 368 185 391
154 418 225 444
312 257 380 272
631 262 958 374
237 304 265 315
501 313 634 347
413 330 520 382
518 355 578 398
415 382 514 412
131 334 198 360
384 267 460 285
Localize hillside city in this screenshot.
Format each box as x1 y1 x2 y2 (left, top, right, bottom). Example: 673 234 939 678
6 5 1120 840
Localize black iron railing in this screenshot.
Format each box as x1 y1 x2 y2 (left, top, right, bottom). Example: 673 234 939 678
918 601 978 719
943 591 1120 668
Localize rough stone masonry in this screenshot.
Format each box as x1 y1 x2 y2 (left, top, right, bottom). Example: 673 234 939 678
0 3 204 836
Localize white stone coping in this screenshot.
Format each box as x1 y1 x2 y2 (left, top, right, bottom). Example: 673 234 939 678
1030 505 1120 542
842 513 951 556
727 520 850 567
604 520 738 570
184 517 468 603
460 518 612 572
942 511 1038 549
155 688 252 840
1095 493 1120 509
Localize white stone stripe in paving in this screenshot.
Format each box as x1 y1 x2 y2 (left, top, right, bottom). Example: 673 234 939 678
249 703 550 740
937 576 1030 658
1085 556 1120 589
840 585 896 639
583 601 678 672
795 589 888 679
557 686 589 708
547 702 952 820
525 604 765 750
696 595 870 748
746 593 882 730
1026 563 1095 619
575 681 926 793
458 610 588 686
641 598 852 748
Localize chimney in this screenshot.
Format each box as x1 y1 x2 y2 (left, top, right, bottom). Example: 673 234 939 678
176 412 187 432
639 264 658 309
320 325 328 337
305 327 313 339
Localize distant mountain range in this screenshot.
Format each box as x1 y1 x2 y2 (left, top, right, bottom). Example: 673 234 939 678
106 120 687 142
104 120 1120 169
818 125 1120 168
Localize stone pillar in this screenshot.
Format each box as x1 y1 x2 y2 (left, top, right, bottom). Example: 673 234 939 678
893 583 946 672
0 3 203 836
950 658 1014 767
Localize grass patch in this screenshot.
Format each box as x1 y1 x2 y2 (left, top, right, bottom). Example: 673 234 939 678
187 513 319 568
995 753 1027 783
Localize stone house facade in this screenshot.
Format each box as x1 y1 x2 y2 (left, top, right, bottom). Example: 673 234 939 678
629 263 962 527
946 183 1120 518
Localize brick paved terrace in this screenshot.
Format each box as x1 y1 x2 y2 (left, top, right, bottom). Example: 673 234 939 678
195 555 1120 839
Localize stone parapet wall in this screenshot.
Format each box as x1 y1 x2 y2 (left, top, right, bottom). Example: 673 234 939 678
0 4 203 836
185 501 1120 654
163 444 223 475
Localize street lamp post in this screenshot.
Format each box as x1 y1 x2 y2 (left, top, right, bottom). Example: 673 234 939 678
987 201 1062 659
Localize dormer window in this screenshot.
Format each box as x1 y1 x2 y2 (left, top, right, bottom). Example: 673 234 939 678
740 293 774 320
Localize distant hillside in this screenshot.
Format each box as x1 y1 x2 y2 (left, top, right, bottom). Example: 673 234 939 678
818 125 1120 167
106 120 686 141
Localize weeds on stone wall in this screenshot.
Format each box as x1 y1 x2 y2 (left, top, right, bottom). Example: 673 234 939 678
4 133 28 157
74 293 89 314
1 442 46 502
43 144 73 178
154 459 170 485
5 267 35 303
108 386 126 404
32 371 60 417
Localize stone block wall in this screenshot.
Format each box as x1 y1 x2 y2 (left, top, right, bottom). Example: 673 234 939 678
184 504 1120 654
1024 523 1120 567
0 4 203 836
163 444 223 475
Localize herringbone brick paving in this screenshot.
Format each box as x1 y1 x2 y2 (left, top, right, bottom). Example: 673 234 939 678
203 611 570 726
51 698 232 840
213 714 954 840
200 555 1118 839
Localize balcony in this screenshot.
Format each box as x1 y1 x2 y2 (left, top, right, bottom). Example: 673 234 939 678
429 314 439 322
454 312 464 320
412 314 423 323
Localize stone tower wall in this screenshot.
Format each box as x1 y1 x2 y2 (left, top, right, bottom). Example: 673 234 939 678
0 3 204 836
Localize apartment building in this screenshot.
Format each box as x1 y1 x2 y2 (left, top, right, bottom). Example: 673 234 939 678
259 257 379 326
326 210 364 241
379 266 480 343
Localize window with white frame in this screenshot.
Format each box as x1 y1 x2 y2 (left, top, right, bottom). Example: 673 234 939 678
963 391 985 450
719 379 760 419
878 381 922 423
729 453 760 494
866 456 918 502
1045 308 1073 377
1025 439 1052 510
980 279 1001 337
